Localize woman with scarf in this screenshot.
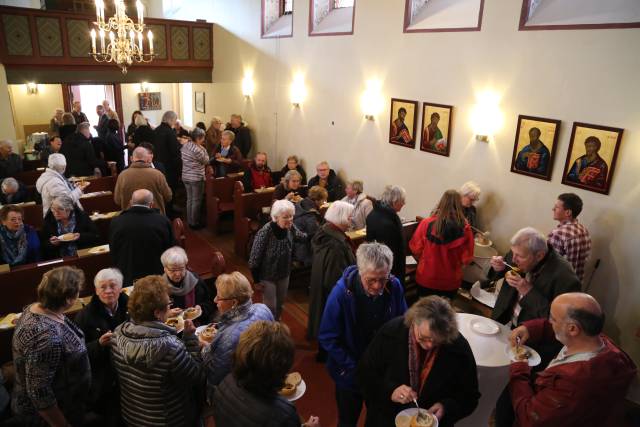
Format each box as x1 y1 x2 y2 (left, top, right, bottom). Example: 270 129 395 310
40 195 99 260
0 205 40 266
358 296 479 427
161 246 215 326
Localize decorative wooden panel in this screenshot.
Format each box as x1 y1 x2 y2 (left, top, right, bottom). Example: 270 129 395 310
2 14 33 56
171 26 189 60
66 19 90 57
147 24 167 59
192 27 210 61
36 17 63 57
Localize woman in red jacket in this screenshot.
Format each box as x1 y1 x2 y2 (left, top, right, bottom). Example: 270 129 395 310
410 189 474 299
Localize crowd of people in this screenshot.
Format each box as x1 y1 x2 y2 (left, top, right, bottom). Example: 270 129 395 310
0 104 636 427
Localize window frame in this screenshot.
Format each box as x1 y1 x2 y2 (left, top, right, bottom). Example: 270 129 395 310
308 0 357 37
403 0 485 33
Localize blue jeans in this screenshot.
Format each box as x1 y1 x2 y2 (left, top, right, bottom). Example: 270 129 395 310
335 386 363 427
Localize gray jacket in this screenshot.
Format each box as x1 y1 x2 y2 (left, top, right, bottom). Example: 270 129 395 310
111 320 204 427
248 222 306 281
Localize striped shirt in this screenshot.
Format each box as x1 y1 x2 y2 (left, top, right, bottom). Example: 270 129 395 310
548 219 591 282
181 141 209 182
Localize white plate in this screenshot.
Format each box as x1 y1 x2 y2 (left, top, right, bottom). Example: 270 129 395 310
395 408 439 427
195 323 218 335
505 344 541 367
287 379 306 402
470 281 498 308
469 318 500 335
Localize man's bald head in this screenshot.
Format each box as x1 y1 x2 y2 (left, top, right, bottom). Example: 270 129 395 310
553 293 604 337
132 146 149 162
131 189 153 207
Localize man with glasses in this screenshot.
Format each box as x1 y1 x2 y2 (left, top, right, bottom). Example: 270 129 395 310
308 160 345 202
318 242 407 427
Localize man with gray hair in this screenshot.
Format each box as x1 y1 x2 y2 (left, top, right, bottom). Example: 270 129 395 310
0 140 22 179
318 242 407 426
60 122 101 177
308 161 345 202
153 111 182 217
0 177 28 205
490 227 580 328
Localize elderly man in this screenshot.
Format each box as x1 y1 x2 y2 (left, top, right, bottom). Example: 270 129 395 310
35 153 89 216
95 104 109 139
153 111 182 217
60 122 101 177
307 161 345 202
225 113 252 158
0 140 23 179
71 101 88 125
114 146 172 215
319 242 407 427
50 108 64 136
109 189 175 285
548 193 591 282
0 177 28 205
242 151 273 192
498 293 637 427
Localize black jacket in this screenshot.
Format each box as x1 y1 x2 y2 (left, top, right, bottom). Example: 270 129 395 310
0 153 23 179
0 181 29 205
40 207 100 260
73 293 129 406
366 201 406 285
60 132 99 177
58 124 77 141
225 123 252 158
307 169 344 202
133 124 155 147
167 271 216 326
109 205 175 285
152 122 181 187
358 317 480 427
104 131 126 172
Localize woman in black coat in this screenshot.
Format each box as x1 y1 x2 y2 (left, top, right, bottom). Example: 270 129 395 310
40 195 100 259
358 297 479 427
104 119 126 173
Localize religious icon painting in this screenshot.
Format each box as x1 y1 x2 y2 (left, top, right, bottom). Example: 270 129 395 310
420 102 453 157
510 115 561 181
388 98 418 149
561 122 623 195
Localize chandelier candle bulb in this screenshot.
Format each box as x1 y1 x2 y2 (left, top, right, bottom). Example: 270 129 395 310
129 30 135 48
148 31 153 54
90 29 97 54
136 1 144 25
99 29 105 53
138 32 143 51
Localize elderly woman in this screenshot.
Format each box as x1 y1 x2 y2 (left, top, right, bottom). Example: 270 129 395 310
341 180 373 231
308 201 355 344
212 321 320 427
279 155 307 185
366 185 407 286
293 185 328 267
249 199 306 320
111 275 204 426
74 268 128 425
459 181 481 231
0 205 40 266
182 127 210 228
132 113 154 149
104 118 126 173
273 169 308 201
319 243 407 425
36 153 89 217
12 266 91 426
211 130 243 177
126 110 142 144
40 195 99 260
358 296 480 427
58 112 77 141
410 190 474 299
161 246 215 325
205 116 223 156
202 272 273 396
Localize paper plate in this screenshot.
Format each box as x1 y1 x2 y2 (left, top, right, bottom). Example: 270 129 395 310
395 408 438 427
469 318 500 335
287 379 306 402
470 281 498 308
505 344 541 367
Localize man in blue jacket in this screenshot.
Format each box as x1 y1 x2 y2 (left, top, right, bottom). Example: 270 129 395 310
319 242 408 427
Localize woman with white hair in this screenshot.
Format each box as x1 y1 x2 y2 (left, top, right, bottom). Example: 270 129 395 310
74 268 128 425
341 179 373 230
459 181 481 230
366 185 408 286
211 130 243 177
248 199 306 319
161 245 215 325
307 201 356 347
35 153 89 217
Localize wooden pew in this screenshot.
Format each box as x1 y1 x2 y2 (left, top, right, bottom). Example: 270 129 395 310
205 172 243 234
82 175 117 193
80 192 119 214
172 218 187 249
233 181 275 258
21 203 44 229
14 169 44 186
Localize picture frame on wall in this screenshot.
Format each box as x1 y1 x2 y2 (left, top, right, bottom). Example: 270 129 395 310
138 92 162 111
510 115 561 181
388 98 418 149
195 91 205 113
561 122 623 195
420 102 453 157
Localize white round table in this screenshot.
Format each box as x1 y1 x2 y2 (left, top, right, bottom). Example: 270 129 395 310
455 313 511 427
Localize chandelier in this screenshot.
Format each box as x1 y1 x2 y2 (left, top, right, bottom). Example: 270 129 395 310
90 0 155 74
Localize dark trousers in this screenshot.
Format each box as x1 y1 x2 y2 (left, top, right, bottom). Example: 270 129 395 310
335 386 363 427
416 286 458 300
495 385 515 427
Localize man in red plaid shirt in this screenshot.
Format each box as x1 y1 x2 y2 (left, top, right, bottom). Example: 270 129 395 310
548 193 591 282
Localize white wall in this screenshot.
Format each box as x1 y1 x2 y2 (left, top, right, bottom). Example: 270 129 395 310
8 84 63 142
189 0 640 376
119 82 178 128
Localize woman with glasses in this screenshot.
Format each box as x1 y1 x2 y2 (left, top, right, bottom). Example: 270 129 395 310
318 242 407 427
0 204 40 266
459 181 481 231
201 272 273 411
358 296 479 427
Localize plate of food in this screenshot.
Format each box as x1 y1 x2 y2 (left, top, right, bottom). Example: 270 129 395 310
57 233 76 242
505 344 541 367
279 372 306 402
0 313 22 329
474 235 492 247
182 306 202 321
88 244 110 254
196 323 218 344
469 317 500 335
395 408 438 427
165 317 184 333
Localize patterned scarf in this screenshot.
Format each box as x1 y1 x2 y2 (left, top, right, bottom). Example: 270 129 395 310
408 326 440 395
0 224 28 265
56 212 77 257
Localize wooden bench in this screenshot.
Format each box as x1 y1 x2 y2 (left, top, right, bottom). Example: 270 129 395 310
173 218 226 281
14 169 44 186
233 181 275 259
21 203 44 229
82 175 117 193
80 192 119 214
205 172 243 234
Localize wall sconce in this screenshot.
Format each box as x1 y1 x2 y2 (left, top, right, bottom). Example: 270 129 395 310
361 79 383 120
26 82 38 95
140 81 150 92
471 91 504 142
242 74 255 98
290 73 307 108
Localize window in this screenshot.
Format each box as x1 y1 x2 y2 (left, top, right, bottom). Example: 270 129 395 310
262 0 294 38
283 0 293 14
404 0 484 33
519 0 640 30
309 0 356 36
334 0 354 8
